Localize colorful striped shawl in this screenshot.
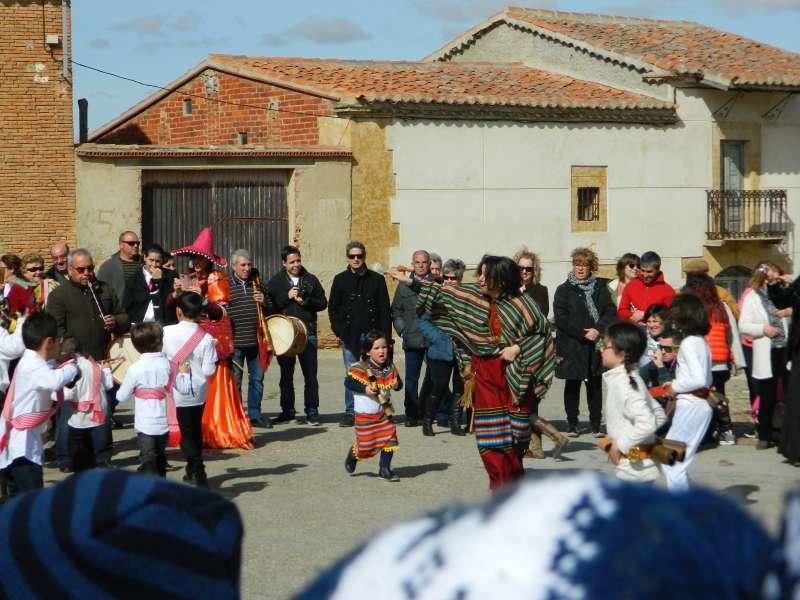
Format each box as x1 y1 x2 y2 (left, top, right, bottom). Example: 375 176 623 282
413 280 555 402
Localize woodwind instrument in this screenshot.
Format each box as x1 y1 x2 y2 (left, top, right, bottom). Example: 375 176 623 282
88 283 107 319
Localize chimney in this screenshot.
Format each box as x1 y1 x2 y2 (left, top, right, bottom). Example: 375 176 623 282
78 98 88 143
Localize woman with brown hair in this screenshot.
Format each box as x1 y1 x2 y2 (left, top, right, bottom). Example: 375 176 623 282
1 254 35 324
608 253 640 309
554 247 616 437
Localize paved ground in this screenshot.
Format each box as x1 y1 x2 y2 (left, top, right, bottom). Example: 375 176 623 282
47 350 800 599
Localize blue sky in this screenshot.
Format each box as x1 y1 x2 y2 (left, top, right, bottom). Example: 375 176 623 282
72 0 800 133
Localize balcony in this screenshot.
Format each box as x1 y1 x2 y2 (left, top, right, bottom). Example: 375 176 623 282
706 189 789 241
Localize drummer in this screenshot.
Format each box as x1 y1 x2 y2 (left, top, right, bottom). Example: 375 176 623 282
45 248 129 471
266 245 328 426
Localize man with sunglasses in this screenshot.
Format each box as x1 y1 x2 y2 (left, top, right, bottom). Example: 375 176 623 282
328 241 392 427
46 249 129 470
97 231 142 312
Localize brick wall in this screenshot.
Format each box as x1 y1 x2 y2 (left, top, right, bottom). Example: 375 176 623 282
0 0 74 256
98 69 335 146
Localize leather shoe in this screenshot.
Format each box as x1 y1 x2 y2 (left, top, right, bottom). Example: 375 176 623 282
250 417 272 429
404 418 419 428
345 447 358 474
379 465 399 482
339 414 354 427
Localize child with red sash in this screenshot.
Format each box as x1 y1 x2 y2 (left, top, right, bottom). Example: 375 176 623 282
344 330 403 482
59 337 114 472
163 292 217 487
116 322 191 477
0 313 77 496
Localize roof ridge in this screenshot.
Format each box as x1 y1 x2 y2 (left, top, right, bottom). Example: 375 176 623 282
212 54 535 67
505 6 699 27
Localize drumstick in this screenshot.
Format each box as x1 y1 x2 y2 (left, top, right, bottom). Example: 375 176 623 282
88 284 106 319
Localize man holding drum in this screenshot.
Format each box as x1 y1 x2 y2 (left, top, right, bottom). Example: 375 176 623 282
267 245 328 426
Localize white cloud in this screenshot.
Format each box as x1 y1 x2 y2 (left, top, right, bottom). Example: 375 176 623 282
285 16 371 44
111 14 168 36
413 0 554 22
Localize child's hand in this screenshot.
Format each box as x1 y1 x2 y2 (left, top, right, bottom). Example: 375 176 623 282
608 443 622 465
178 362 191 374
652 349 664 368
365 384 379 397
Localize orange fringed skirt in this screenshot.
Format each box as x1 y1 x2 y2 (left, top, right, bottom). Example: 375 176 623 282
201 362 254 450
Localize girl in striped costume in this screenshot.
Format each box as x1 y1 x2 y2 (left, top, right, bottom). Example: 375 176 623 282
344 330 403 482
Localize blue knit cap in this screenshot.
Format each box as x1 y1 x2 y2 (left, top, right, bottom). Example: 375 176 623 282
299 473 795 599
0 470 243 599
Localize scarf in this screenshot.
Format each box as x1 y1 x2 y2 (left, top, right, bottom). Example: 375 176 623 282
756 287 787 349
567 272 599 323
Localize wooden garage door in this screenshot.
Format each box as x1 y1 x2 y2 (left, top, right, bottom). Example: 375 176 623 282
142 170 288 280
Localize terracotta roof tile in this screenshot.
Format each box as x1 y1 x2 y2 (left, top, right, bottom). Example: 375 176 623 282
504 7 800 87
210 54 673 111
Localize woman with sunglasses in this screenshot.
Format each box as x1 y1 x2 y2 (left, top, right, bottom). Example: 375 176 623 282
1 253 35 326
21 253 58 309
608 253 641 309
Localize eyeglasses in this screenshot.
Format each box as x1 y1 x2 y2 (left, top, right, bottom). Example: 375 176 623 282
519 266 534 272
443 275 459 281
658 344 678 351
347 254 364 260
71 265 94 274
121 240 140 246
26 266 43 273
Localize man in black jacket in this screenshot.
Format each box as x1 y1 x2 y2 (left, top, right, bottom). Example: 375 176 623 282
328 241 391 427
126 244 177 325
267 245 328 426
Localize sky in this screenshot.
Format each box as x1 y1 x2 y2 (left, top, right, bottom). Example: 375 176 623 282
72 0 800 133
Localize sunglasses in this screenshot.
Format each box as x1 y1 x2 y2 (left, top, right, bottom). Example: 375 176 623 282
121 240 140 246
658 344 678 351
26 266 43 273
443 275 459 281
71 265 94 274
627 263 640 269
347 254 364 260
519 266 534 272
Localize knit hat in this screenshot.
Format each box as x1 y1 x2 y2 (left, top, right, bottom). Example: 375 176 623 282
171 227 227 267
684 258 710 274
299 473 794 599
0 470 243 599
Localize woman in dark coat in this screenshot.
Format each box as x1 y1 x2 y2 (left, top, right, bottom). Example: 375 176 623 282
554 247 616 437
768 273 800 465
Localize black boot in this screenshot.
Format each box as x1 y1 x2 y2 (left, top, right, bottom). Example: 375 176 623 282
378 450 399 481
194 466 208 488
449 396 465 436
422 394 437 437
345 446 358 474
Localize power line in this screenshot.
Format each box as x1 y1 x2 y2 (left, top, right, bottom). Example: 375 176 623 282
71 59 344 122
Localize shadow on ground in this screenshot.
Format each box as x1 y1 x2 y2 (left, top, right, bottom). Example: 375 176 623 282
722 484 760 505
210 464 307 499
253 426 327 447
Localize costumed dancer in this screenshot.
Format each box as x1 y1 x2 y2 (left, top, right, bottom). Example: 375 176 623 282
163 292 218 487
116 322 191 477
659 294 714 491
599 321 666 483
0 313 78 496
344 330 403 482
59 337 114 472
390 255 555 491
170 228 254 450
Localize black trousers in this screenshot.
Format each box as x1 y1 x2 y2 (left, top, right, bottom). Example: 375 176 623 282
423 359 453 418
3 457 43 497
757 348 788 442
68 426 100 472
278 336 320 416
177 405 205 477
564 376 603 430
137 433 168 477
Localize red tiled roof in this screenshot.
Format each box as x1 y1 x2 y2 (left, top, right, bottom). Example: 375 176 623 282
446 7 800 88
210 54 673 111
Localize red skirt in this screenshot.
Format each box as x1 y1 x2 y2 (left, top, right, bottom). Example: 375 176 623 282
354 411 398 459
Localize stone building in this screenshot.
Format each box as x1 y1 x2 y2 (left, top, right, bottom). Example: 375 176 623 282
0 0 74 256
77 7 800 341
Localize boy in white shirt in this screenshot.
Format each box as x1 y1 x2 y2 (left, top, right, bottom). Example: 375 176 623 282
58 337 115 472
116 322 191 477
0 314 25 400
163 292 217 487
0 313 78 496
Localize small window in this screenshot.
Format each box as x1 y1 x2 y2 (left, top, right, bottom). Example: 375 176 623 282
238 131 248 145
577 187 600 221
183 98 192 115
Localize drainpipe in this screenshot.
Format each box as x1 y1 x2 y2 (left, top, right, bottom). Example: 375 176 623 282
62 0 69 80
78 98 88 143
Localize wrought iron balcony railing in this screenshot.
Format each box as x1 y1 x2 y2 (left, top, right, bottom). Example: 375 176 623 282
706 189 788 240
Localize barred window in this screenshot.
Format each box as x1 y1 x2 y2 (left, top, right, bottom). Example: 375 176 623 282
577 187 600 221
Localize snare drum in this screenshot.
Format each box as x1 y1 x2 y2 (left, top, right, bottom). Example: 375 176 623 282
266 315 308 357
106 334 141 384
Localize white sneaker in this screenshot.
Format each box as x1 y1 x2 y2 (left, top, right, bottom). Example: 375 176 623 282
719 430 736 446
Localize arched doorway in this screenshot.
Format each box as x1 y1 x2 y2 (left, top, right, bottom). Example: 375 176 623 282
715 265 752 303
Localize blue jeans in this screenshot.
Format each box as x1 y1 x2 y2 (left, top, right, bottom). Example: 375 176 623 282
342 346 359 416
403 348 427 421
232 346 265 421
278 336 319 417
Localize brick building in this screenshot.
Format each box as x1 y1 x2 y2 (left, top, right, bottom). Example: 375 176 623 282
0 0 74 257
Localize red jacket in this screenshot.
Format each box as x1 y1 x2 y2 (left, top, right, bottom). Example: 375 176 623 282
617 272 675 319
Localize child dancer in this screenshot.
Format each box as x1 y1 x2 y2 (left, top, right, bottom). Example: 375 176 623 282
660 294 713 491
116 322 191 477
0 313 77 495
344 330 403 482
163 292 217 487
600 321 666 483
60 337 114 472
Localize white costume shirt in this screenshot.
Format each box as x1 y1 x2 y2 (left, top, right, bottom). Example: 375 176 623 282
602 365 666 482
115 352 190 436
0 349 78 468
0 317 25 393
142 267 156 323
162 321 217 407
671 335 713 400
63 355 114 429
